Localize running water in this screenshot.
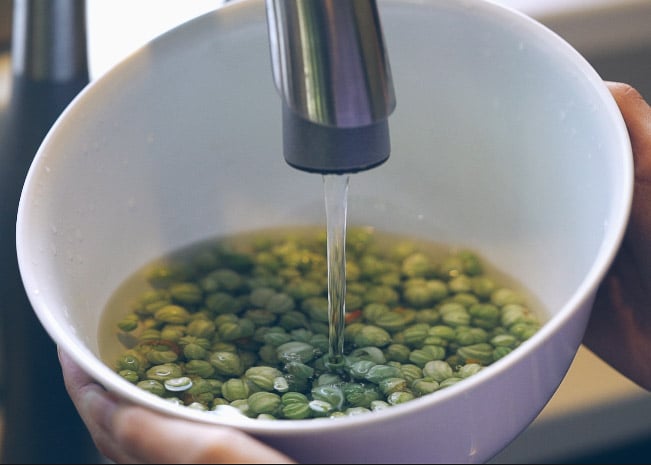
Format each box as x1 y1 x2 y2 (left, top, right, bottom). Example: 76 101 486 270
323 174 349 367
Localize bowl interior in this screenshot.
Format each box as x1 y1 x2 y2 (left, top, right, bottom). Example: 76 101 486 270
16 0 632 462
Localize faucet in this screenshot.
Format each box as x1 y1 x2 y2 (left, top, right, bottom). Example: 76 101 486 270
265 0 396 174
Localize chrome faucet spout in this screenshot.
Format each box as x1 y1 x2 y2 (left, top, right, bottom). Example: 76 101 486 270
266 0 396 174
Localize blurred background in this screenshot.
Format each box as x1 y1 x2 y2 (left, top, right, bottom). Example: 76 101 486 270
1 0 651 463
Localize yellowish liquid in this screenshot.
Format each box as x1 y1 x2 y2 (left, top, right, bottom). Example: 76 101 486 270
98 225 548 369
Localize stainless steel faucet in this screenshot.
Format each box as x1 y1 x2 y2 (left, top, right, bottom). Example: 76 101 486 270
266 0 396 174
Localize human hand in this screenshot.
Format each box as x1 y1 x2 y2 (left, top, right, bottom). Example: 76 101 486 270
583 82 651 390
58 348 296 464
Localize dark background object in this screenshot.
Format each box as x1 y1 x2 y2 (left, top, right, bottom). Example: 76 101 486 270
0 0 99 462
0 1 11 48
587 45 651 100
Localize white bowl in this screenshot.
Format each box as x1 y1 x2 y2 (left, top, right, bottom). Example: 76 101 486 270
16 0 632 463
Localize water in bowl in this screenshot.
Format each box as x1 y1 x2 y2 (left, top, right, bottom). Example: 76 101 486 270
98 214 547 419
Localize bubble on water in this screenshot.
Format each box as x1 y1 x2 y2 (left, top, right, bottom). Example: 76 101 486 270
165 377 193 392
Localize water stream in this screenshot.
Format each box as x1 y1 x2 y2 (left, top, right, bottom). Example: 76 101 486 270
323 174 349 367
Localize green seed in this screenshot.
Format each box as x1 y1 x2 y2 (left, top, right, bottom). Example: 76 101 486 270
401 323 430 347
137 379 166 397
365 364 403 384
362 303 390 323
491 333 518 348
439 377 463 389
118 369 139 383
285 361 315 381
379 377 408 396
200 268 243 293
209 352 244 376
221 378 250 401
493 346 513 360
186 319 216 338
302 297 329 323
276 341 316 364
146 363 183 381
170 282 203 305
471 276 496 298
117 313 139 332
147 263 192 289
160 325 186 342
249 287 277 307
248 392 281 415
411 379 439 395
402 253 431 278
265 293 295 314
385 343 411 363
282 401 311 419
440 306 470 327
387 391 415 405
491 288 524 307
348 346 386 364
308 400 334 417
183 343 208 360
116 353 143 372
245 309 277 327
311 385 345 410
154 305 191 324
457 343 494 365
400 364 424 383
415 308 440 325
354 325 392 348
245 366 283 392
458 363 482 378
364 286 399 306
281 392 309 405
184 360 215 378
279 311 310 330
342 383 380 408
205 292 242 314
